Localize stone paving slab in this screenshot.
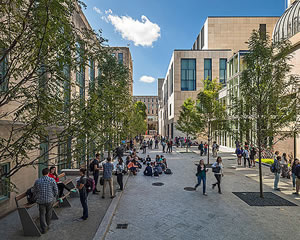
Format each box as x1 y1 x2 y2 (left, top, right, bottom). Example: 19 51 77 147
105 147 300 240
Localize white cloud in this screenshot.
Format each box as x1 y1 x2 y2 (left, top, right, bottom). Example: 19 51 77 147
103 10 160 47
140 76 156 83
93 7 102 15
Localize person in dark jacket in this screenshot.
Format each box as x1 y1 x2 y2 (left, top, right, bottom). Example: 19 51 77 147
291 159 299 190
274 156 282 191
144 163 153 176
194 159 208 195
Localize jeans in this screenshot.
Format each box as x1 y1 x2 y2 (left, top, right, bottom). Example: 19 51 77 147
162 145 166 152
38 202 53 232
213 174 222 193
274 172 280 189
244 158 251 168
292 173 296 188
93 173 99 193
103 178 114 197
79 192 88 219
57 183 71 198
195 175 206 194
117 173 123 190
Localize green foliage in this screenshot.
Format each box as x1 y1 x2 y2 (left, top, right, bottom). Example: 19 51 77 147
134 101 147 120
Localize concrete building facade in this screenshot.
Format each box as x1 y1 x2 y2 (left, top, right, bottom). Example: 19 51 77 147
133 96 159 135
159 16 279 140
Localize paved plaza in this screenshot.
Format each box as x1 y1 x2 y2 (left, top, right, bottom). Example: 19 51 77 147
106 147 300 240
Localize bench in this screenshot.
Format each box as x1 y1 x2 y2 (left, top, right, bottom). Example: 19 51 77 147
15 192 59 237
15 176 76 236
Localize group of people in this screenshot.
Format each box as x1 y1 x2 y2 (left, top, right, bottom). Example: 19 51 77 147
194 157 224 195
143 155 169 176
272 151 300 195
198 142 209 156
174 136 193 148
235 143 257 168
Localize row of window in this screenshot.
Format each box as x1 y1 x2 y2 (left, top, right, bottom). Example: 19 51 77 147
136 98 158 103
181 58 227 91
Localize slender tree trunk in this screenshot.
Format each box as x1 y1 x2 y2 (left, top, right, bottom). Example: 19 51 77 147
257 116 264 198
207 122 211 164
186 134 189 152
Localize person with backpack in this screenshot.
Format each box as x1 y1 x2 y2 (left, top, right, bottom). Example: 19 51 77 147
102 157 115 199
144 163 153 176
273 155 282 191
236 146 242 166
198 142 204 156
162 140 166 153
194 159 208 196
33 168 58 233
293 160 300 195
90 153 101 194
116 157 125 191
48 166 77 202
212 157 224 194
77 168 88 221
291 159 299 190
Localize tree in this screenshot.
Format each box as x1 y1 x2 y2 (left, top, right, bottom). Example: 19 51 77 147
196 79 227 164
127 102 147 137
134 101 147 120
176 98 199 152
232 31 300 198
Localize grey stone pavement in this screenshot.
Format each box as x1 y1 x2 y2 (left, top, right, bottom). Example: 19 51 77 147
105 146 300 240
0 174 119 240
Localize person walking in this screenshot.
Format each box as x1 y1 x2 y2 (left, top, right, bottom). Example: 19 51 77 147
212 157 224 194
142 140 147 154
212 141 218 158
91 153 101 194
198 142 204 156
170 140 173 152
155 139 159 149
293 160 300 195
273 156 282 191
204 143 208 156
291 159 299 190
194 159 208 196
77 168 88 221
281 153 289 178
102 157 115 199
33 168 58 233
116 157 125 191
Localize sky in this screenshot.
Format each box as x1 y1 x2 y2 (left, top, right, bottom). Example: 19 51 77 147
82 0 286 96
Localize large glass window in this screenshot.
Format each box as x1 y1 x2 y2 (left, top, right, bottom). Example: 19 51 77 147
76 42 85 101
0 163 10 201
169 63 174 95
181 59 196 91
204 59 212 81
219 58 227 85
0 50 8 92
118 53 123 64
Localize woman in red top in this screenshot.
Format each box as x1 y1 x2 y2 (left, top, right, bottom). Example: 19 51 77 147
49 166 76 200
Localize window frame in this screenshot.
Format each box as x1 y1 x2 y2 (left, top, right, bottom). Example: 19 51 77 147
0 163 10 201
181 58 196 91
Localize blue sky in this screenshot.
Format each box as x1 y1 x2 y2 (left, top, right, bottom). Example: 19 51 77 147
83 0 286 96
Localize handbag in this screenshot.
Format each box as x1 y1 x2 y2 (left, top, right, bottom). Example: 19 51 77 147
99 177 104 185
212 166 220 173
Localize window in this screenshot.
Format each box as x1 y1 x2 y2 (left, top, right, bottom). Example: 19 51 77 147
89 59 95 91
181 59 196 91
152 98 154 102
204 59 212 81
148 98 150 102
0 163 10 201
219 59 227 85
118 53 123 64
259 24 266 40
76 42 85 100
169 104 172 116
169 63 174 95
201 26 204 49
97 66 101 86
63 64 70 113
0 50 8 92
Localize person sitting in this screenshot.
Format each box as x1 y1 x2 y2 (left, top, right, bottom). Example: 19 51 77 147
163 158 168 168
128 160 138 175
146 155 151 162
154 163 163 175
155 155 160 163
48 166 76 203
144 163 153 176
161 162 166 172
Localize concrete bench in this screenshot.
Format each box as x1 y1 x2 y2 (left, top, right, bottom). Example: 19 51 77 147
15 176 76 236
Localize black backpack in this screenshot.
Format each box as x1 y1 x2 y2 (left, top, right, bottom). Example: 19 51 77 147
89 160 96 172
26 187 37 204
85 177 95 193
153 170 159 177
165 169 172 175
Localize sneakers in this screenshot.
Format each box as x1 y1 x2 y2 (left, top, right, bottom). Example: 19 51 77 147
274 188 281 191
70 189 77 193
212 184 216 189
102 196 105 199
292 192 299 195
203 193 208 196
58 198 63 203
